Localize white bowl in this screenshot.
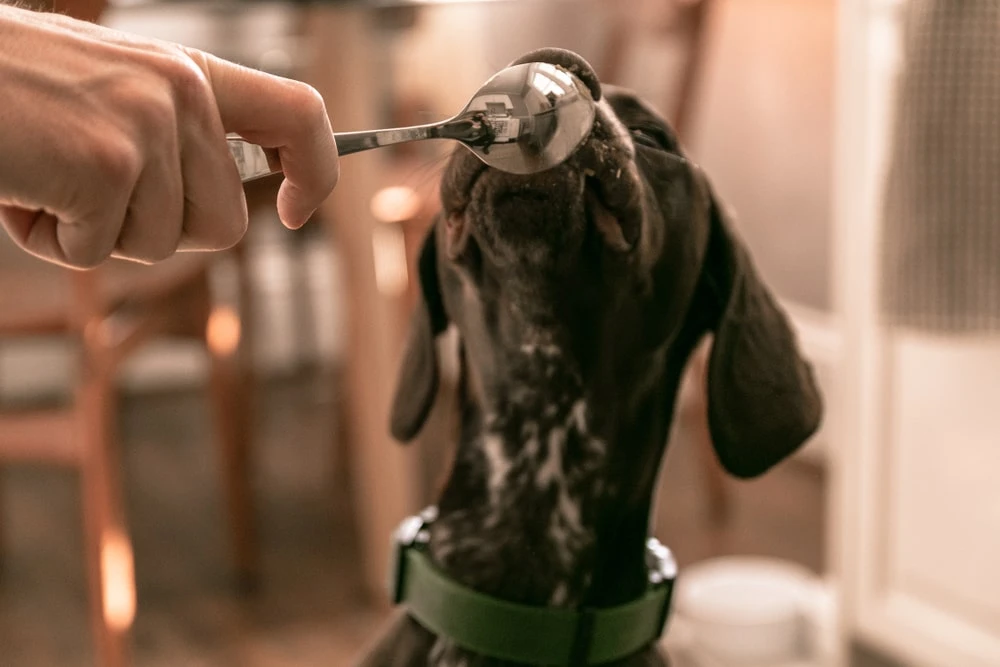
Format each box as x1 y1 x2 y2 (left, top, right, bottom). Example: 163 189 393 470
672 556 821 665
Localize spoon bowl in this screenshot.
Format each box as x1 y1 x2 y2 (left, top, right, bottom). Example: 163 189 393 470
448 61 597 174
228 61 597 181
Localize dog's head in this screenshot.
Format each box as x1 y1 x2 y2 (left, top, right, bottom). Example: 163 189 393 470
389 48 821 482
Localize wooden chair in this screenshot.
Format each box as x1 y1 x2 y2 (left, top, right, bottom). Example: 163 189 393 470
0 5 268 665
0 243 262 667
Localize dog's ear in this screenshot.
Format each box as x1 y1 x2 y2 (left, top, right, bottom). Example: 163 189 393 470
389 226 449 443
698 177 823 478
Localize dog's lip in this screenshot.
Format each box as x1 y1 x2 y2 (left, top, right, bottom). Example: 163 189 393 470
443 160 489 216
444 158 641 253
585 188 632 251
445 210 471 259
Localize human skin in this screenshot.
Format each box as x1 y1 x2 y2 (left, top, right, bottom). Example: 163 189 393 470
0 3 339 268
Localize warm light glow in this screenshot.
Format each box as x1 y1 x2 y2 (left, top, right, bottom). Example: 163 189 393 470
372 226 409 298
370 185 422 225
206 306 241 356
101 529 136 632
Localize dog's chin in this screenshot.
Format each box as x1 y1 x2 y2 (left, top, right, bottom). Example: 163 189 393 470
441 123 645 274
467 166 588 271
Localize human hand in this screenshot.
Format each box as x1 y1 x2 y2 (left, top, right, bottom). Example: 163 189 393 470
0 5 339 268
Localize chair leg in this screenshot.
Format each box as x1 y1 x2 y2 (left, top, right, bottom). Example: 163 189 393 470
206 305 259 589
78 371 133 667
0 471 5 578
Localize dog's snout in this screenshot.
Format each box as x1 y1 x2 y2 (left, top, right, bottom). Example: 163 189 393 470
472 168 587 269
440 50 650 279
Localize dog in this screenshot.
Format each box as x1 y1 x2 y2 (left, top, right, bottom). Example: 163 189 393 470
357 48 822 667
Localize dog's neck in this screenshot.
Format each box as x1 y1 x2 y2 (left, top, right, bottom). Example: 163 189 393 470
428 340 639 611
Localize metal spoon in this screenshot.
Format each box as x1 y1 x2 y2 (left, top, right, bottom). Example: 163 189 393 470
227 61 596 181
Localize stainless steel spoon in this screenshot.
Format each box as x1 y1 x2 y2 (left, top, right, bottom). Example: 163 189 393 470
227 61 596 182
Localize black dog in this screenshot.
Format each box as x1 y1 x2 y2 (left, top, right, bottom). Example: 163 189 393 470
358 48 822 667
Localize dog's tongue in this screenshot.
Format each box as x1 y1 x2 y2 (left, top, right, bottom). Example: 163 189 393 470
507 48 602 102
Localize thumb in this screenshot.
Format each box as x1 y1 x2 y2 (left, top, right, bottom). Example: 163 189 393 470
190 49 339 228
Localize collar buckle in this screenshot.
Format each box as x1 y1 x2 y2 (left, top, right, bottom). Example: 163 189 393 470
645 536 678 637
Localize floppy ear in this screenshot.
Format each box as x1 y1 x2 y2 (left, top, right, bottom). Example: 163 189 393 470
389 227 449 443
699 179 823 478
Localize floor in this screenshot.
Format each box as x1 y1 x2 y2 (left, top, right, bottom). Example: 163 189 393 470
0 371 826 666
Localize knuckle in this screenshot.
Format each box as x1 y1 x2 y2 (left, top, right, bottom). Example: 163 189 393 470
90 137 142 186
126 88 176 140
159 50 212 113
290 81 328 133
289 82 338 191
292 80 325 111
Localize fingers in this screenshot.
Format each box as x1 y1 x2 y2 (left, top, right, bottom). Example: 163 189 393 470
0 134 133 268
177 128 249 252
152 53 249 252
0 135 242 268
0 205 124 270
111 129 184 263
0 9 338 271
192 50 339 229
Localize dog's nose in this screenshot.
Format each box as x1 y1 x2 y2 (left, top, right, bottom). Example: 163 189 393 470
507 48 602 103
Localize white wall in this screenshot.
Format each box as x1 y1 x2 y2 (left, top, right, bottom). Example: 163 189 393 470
690 0 836 313
832 0 1000 664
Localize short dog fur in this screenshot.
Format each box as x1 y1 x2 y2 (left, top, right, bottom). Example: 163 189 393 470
357 48 822 667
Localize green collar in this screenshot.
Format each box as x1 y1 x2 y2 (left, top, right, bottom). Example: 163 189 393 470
388 507 677 665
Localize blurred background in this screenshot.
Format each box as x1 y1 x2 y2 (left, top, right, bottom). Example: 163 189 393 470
0 0 997 666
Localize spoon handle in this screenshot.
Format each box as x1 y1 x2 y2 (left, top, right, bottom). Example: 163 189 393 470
226 127 438 183
335 126 437 156
227 136 282 183
228 119 481 183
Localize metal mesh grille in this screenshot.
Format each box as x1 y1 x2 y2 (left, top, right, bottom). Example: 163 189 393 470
879 0 1000 333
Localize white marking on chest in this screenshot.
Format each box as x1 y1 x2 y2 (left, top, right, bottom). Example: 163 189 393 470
571 399 589 432
482 433 512 508
469 346 610 607
520 342 561 358
535 426 566 487
537 399 606 577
